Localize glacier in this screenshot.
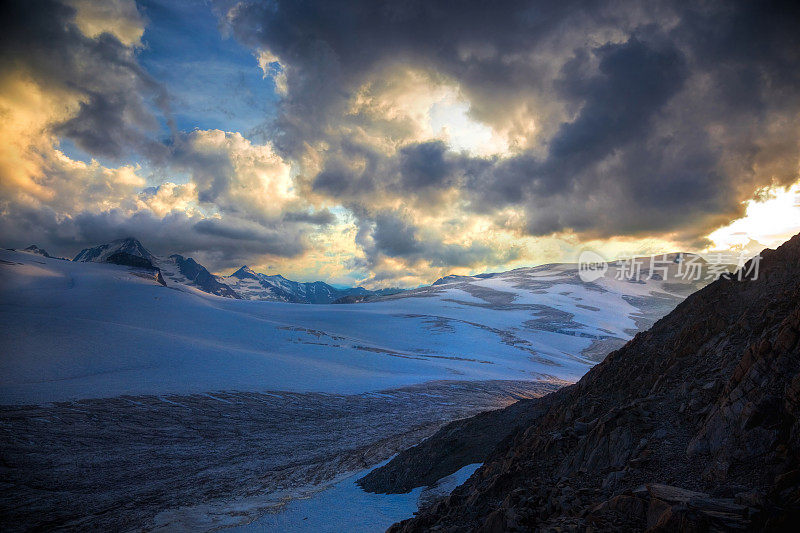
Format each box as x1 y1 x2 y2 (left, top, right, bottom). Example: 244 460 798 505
0 245 710 530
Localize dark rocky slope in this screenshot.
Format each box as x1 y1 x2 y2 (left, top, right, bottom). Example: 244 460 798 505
380 234 800 531
105 251 167 286
360 395 556 494
170 254 240 298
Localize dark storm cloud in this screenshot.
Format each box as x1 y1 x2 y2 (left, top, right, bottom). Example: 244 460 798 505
219 0 800 245
282 208 335 225
399 141 453 189
193 218 306 256
216 0 608 155
309 137 390 198
372 211 422 257
312 165 367 197
0 205 309 270
362 210 521 269
312 139 466 207
0 0 172 160
544 38 687 187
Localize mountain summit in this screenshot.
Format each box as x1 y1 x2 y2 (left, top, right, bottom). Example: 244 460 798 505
370 234 800 531
230 265 259 280
73 238 235 296
74 237 157 264
21 245 52 258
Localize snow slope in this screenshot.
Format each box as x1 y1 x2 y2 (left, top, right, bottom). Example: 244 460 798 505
0 248 704 404
219 462 481 533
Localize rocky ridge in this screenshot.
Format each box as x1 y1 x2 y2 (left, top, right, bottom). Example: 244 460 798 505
376 234 800 531
221 266 378 303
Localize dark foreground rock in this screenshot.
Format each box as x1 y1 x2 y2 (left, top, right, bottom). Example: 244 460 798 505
382 234 800 532
359 395 555 494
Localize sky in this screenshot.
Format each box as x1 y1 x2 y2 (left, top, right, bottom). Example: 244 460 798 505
1 0 799 287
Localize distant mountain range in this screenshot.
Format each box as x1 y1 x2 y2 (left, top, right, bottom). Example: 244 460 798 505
69 237 400 303
222 265 382 303
19 236 739 306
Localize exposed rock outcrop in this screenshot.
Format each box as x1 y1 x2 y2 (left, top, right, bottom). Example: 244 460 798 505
384 234 800 531
169 254 240 298
359 395 557 494
105 251 167 286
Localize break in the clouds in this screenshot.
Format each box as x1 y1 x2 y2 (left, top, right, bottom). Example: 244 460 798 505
1 0 799 285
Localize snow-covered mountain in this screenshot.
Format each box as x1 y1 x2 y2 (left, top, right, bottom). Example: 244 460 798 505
221 265 378 303
73 237 238 298
20 245 52 258
9 244 68 260
74 237 157 263
165 254 240 299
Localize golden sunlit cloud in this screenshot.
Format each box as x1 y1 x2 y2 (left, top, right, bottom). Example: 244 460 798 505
707 182 800 252
0 70 144 211
66 0 145 47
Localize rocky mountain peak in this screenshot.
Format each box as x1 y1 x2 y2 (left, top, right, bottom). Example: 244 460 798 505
23 245 51 257
432 274 468 286
231 265 259 280
73 237 156 264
